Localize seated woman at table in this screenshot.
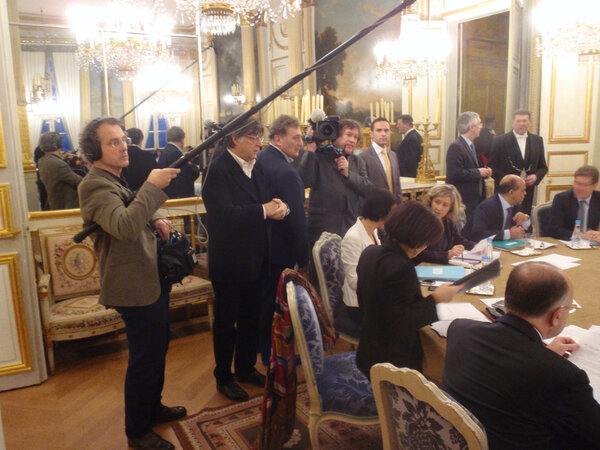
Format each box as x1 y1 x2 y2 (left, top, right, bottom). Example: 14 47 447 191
416 184 476 265
356 200 461 378
341 187 399 325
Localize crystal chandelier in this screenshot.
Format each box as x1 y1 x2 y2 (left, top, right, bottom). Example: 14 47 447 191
135 62 193 113
534 0 600 58
375 12 449 83
175 0 302 36
68 0 174 80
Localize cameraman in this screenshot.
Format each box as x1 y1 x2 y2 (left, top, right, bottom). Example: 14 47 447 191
299 118 372 246
78 117 186 449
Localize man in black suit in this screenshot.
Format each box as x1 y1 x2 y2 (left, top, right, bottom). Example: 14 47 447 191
122 128 157 191
549 165 600 241
298 118 372 245
462 174 530 242
441 262 600 449
158 126 200 198
473 114 495 164
446 111 493 218
393 114 423 178
255 114 308 363
360 117 402 198
488 109 548 216
202 116 287 402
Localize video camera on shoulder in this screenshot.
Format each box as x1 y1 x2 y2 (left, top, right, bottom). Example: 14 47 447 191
302 110 343 156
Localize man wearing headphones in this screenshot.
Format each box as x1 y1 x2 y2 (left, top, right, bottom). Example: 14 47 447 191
37 131 82 210
78 117 184 450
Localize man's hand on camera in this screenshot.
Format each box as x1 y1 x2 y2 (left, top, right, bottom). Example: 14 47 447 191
152 218 171 241
147 168 180 189
336 155 349 177
305 125 317 153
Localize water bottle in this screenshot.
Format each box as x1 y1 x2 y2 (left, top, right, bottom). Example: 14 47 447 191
485 237 494 261
478 255 493 294
571 220 582 248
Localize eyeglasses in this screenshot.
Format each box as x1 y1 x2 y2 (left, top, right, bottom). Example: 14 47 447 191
244 134 263 142
104 136 131 149
574 180 595 187
562 303 580 314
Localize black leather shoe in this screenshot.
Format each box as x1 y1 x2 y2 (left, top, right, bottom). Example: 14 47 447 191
217 381 250 402
235 368 266 388
152 405 187 425
128 431 174 450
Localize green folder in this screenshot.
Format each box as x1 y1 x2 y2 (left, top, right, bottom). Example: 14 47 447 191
493 239 526 249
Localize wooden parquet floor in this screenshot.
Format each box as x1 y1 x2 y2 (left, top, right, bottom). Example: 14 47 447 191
0 317 271 450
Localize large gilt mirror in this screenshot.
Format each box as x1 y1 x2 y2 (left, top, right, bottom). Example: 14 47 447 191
9 1 204 213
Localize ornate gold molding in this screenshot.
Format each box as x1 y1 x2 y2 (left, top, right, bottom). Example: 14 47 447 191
545 184 572 202
18 105 34 172
548 58 593 144
0 109 5 168
0 184 19 239
0 253 32 376
441 0 501 19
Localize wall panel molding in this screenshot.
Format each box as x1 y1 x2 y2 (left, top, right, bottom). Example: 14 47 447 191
548 59 593 144
0 253 31 376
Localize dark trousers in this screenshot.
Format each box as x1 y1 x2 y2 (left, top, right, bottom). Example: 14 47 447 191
259 265 286 362
212 279 262 384
115 284 171 439
522 186 535 217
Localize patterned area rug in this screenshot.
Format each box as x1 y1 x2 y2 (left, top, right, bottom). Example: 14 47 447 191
171 384 382 449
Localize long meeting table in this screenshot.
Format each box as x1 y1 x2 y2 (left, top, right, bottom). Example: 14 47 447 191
420 238 600 384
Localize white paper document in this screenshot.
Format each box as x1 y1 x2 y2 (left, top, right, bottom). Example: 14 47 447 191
511 253 581 270
528 239 556 250
451 236 500 264
565 329 600 403
431 303 490 337
559 240 593 250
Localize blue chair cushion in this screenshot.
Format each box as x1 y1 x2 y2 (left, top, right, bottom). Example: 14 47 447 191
318 352 377 417
318 237 344 312
296 285 324 377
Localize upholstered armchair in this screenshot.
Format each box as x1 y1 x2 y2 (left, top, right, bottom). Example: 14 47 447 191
287 281 378 449
371 363 488 450
312 232 360 345
35 227 125 374
532 201 553 238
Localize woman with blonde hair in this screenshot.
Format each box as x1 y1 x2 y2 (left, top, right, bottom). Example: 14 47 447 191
417 184 475 264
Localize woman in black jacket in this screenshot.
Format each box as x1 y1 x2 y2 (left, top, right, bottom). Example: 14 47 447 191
356 200 461 378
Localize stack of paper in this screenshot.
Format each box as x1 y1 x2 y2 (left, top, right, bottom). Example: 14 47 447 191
430 303 490 337
544 325 600 403
511 253 581 270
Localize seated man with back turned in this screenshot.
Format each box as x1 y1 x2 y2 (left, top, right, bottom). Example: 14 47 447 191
462 174 530 242
298 118 372 245
441 262 600 449
549 165 600 242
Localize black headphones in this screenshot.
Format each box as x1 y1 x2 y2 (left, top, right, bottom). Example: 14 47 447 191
81 117 122 162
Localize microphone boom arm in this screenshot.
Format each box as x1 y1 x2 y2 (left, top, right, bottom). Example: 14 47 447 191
74 0 416 243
